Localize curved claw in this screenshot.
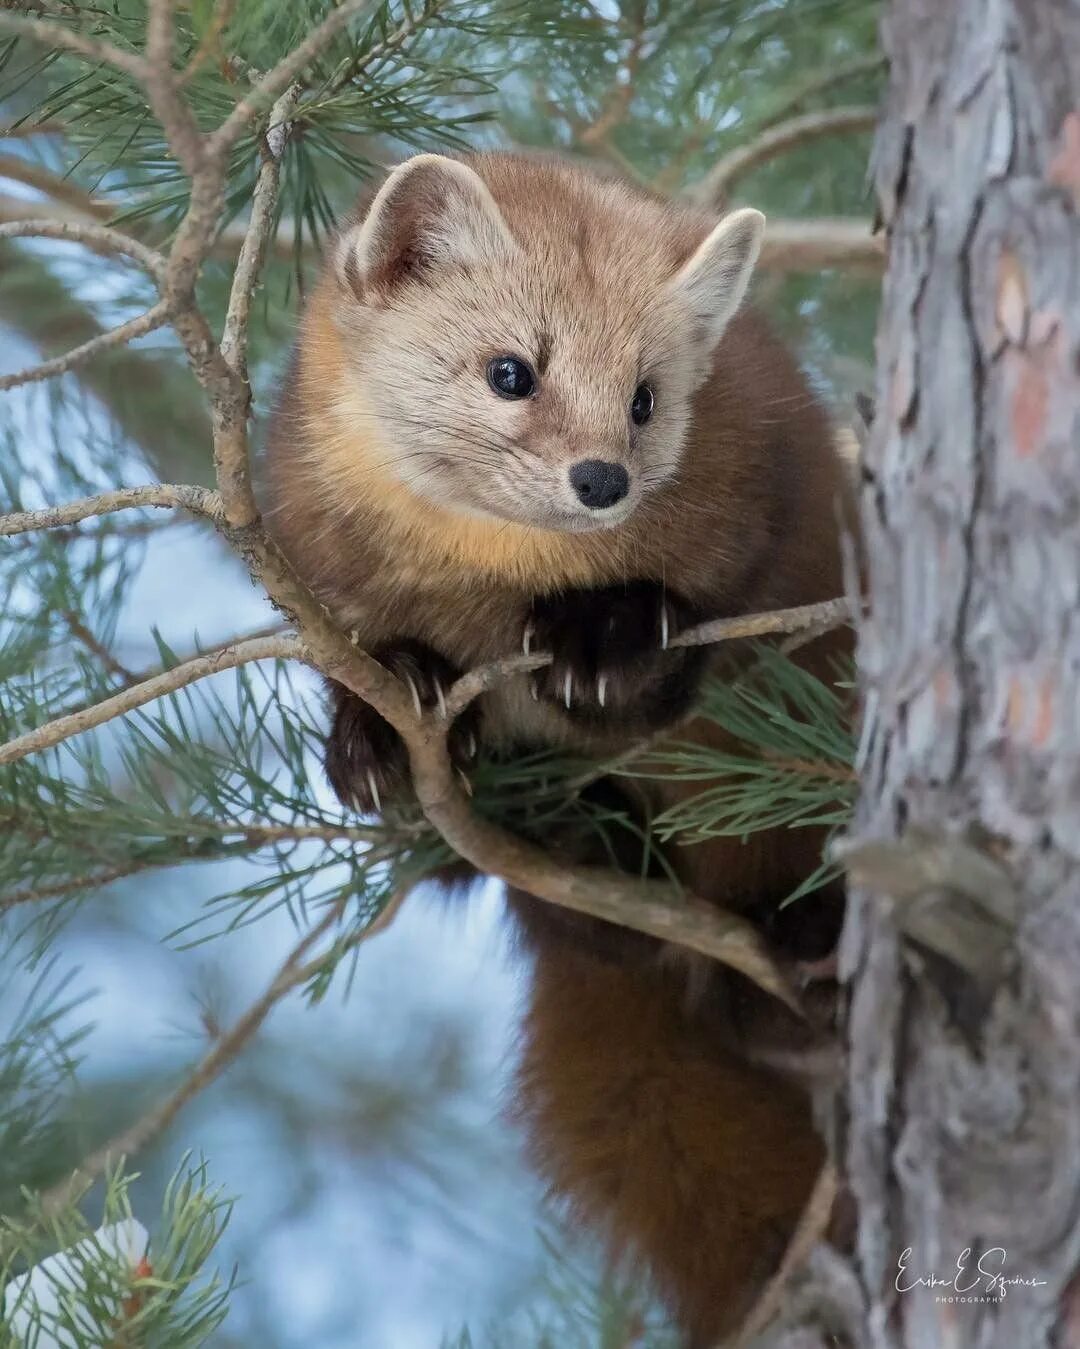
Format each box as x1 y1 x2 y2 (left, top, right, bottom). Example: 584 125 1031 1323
522 620 535 656
563 668 573 709
403 672 423 718
433 676 448 719
596 672 608 708
660 601 670 651
365 769 382 814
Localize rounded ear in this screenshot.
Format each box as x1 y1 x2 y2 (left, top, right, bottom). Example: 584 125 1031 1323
334 154 520 298
667 208 765 348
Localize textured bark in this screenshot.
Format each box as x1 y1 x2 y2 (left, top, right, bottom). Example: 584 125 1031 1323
842 1 1080 1347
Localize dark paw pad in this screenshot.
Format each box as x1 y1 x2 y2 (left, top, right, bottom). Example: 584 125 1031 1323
323 640 479 813
525 581 707 728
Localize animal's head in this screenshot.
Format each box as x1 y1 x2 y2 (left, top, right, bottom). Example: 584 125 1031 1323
329 153 764 533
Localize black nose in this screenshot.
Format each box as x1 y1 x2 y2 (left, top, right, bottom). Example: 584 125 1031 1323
569 460 630 510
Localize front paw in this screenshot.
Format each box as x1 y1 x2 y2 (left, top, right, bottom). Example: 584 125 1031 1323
524 581 708 728
324 640 479 813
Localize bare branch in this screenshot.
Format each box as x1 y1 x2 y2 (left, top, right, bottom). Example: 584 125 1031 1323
734 1160 841 1342
0 11 147 78
221 83 301 386
0 217 166 279
0 635 304 768
39 889 406 1218
693 107 878 208
208 0 380 155
55 620 290 718
760 54 884 128
759 218 883 273
0 300 170 391
4 863 153 911
0 120 65 138
211 82 303 525
670 596 853 650
0 152 109 216
63 611 138 683
144 0 206 177
2 818 389 911
0 485 222 538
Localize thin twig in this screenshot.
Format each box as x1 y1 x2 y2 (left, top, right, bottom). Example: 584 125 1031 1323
759 53 883 129
671 597 853 649
732 1161 840 1344
0 218 166 279
0 11 147 78
0 152 108 215
2 819 388 911
0 485 222 537
758 217 883 272
693 107 878 207
208 0 380 154
4 863 153 910
145 0 206 177
0 634 305 767
62 611 138 683
220 82 301 382
0 119 65 138
50 618 290 722
0 301 170 392
214 81 302 525
38 889 407 1219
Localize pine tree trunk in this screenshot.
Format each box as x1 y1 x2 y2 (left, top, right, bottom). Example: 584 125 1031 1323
840 1 1080 1346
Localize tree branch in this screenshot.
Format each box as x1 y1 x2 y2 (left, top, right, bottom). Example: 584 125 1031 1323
760 54 884 128
2 818 389 911
144 0 206 178
0 484 222 537
0 634 302 767
220 83 300 385
0 217 166 280
207 0 380 155
0 300 170 391
0 152 109 216
0 11 147 78
693 106 878 208
759 218 883 273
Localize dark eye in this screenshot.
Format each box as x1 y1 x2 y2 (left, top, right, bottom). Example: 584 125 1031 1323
631 383 654 426
487 355 536 399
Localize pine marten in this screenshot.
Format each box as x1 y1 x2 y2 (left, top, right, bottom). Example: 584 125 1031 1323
265 150 850 1346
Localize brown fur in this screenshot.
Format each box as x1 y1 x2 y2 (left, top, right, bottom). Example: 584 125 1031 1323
265 150 850 1344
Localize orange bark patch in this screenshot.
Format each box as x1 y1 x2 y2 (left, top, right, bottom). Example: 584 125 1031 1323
1010 355 1050 458
1006 675 1025 737
933 665 954 710
1049 110 1080 207
1005 671 1056 748
1031 674 1056 749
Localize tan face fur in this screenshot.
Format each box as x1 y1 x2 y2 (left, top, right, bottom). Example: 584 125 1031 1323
325 153 764 535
